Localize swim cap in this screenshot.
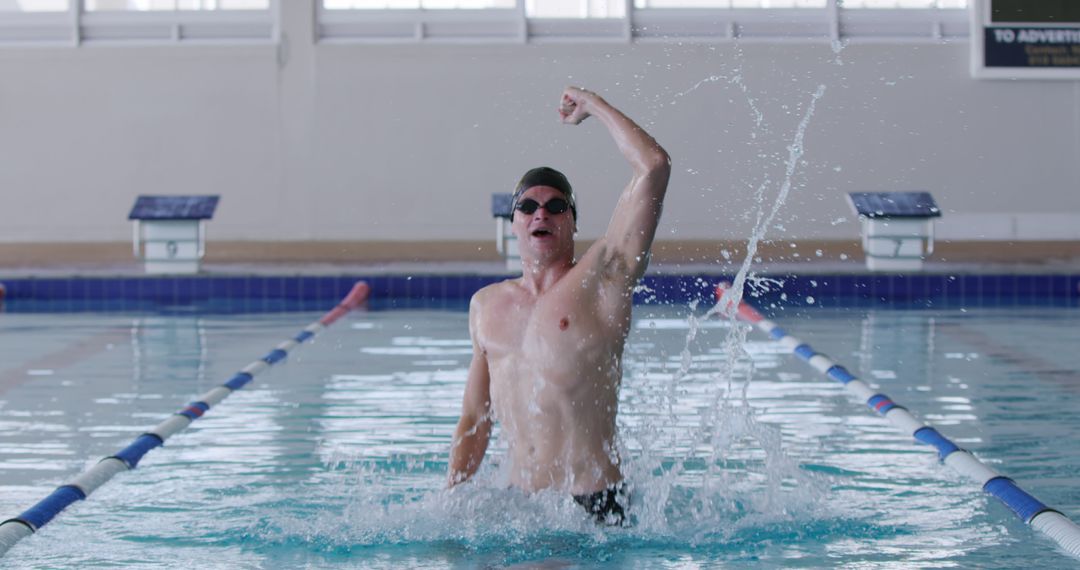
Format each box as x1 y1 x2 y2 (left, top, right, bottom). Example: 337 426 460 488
510 166 577 222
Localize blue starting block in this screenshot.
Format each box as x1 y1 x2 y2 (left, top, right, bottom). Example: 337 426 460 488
492 193 520 271
847 192 941 271
129 195 219 275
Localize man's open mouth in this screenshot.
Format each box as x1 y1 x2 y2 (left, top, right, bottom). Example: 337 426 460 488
531 229 552 237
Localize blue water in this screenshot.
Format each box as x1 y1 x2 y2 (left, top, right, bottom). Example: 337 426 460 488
1 304 1079 567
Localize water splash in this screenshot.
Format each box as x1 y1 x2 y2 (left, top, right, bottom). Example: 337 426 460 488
831 38 848 66
718 84 827 315
253 451 854 563
669 74 730 104
670 72 764 135
616 81 832 539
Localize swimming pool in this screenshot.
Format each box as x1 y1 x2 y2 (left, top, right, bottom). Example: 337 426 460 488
1 298 1079 567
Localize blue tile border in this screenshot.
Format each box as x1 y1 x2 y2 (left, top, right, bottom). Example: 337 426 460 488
0 273 1078 313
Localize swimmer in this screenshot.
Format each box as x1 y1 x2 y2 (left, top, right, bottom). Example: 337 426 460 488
447 87 671 526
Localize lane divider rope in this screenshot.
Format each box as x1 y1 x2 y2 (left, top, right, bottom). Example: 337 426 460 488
0 281 370 558
715 282 1080 560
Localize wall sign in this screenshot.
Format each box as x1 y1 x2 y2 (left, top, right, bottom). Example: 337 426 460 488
971 0 1080 79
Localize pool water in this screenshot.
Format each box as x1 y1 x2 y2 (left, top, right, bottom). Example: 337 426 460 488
1 304 1079 568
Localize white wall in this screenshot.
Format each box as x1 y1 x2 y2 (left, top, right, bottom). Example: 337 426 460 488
1 5 1078 245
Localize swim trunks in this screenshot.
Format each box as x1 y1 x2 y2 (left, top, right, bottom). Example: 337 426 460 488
573 482 629 526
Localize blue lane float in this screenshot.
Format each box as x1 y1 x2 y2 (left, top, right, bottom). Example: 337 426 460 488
111 434 164 469
15 486 85 531
224 372 254 391
715 282 1080 560
0 281 371 559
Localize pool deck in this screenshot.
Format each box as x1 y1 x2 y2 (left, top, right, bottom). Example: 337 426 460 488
3 258 1080 278
3 247 1079 308
2 238 1079 279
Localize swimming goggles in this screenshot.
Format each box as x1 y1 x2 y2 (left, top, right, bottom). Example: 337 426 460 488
515 197 571 216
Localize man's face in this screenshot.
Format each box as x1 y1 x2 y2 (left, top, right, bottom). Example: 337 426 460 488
511 185 576 264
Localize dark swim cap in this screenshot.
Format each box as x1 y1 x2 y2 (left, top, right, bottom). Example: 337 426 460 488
510 166 577 222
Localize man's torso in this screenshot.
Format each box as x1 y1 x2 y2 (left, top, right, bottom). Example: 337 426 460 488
474 245 634 495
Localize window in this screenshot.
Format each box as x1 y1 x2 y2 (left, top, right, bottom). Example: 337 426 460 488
326 0 616 16
841 0 965 8
635 0 824 10
0 0 971 45
0 0 69 11
527 0 623 18
84 0 268 11
318 0 969 41
0 0 272 44
326 0 513 9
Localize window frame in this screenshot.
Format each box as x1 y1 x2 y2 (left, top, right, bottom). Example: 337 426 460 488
0 0 969 46
0 0 275 45
318 0 969 43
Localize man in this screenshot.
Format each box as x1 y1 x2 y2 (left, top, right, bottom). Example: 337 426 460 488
447 86 671 525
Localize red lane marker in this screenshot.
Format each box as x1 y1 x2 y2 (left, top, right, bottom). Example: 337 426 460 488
715 282 765 324
319 281 370 326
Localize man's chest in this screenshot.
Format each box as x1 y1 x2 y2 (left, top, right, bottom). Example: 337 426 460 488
480 290 610 369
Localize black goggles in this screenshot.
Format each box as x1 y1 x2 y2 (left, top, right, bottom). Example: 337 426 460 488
515 197 570 216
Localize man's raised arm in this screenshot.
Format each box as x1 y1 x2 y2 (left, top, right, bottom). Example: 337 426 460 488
559 87 671 282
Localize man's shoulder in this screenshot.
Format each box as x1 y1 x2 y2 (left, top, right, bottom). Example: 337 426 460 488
470 278 520 306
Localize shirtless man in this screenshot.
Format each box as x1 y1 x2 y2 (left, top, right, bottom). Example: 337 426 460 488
447 87 671 525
